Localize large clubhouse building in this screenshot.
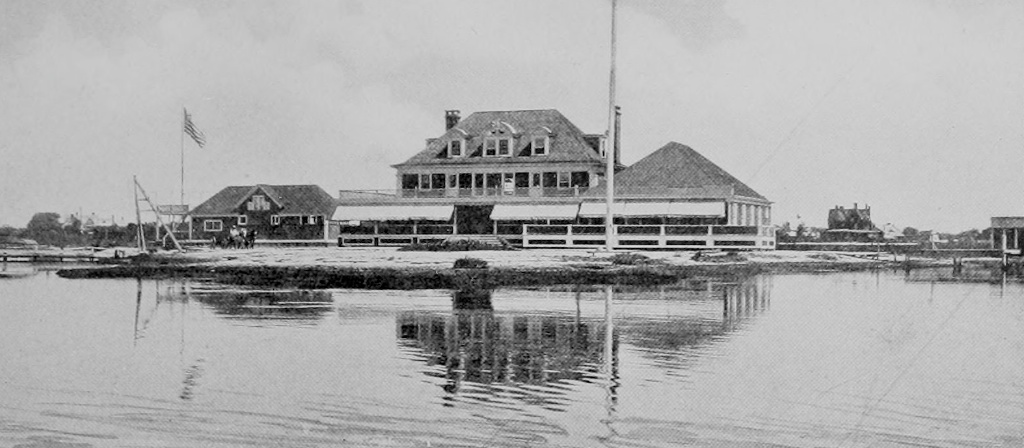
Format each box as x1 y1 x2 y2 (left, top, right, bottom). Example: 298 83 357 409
329 109 775 250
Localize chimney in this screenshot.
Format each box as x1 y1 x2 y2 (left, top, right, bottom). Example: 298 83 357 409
854 202 858 210
445 110 460 131
613 106 622 167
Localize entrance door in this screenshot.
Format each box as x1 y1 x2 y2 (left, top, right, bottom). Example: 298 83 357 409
456 205 494 235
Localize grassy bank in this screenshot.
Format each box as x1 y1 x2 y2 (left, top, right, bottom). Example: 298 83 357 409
55 259 895 290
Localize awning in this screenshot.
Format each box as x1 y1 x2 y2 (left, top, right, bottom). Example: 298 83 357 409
331 205 454 221
491 204 581 220
578 202 627 217
667 201 725 217
578 201 725 217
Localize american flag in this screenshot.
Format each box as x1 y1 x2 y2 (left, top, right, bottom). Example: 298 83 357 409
183 108 206 148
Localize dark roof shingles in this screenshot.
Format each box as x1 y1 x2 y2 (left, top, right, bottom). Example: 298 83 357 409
588 142 767 201
189 185 336 216
396 109 603 167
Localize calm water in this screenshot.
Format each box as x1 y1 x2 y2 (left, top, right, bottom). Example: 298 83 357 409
1 264 1022 447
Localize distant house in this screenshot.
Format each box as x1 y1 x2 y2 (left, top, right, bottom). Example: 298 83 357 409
822 203 882 242
991 216 1024 254
188 185 336 242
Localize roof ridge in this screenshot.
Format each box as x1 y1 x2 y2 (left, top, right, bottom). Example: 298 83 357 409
468 108 558 114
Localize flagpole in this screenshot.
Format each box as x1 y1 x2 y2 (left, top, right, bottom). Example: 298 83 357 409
604 0 617 252
180 107 186 208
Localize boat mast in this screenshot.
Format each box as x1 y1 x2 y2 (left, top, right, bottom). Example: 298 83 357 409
604 0 618 252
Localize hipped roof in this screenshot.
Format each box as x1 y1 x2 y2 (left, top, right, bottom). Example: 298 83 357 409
395 109 604 167
585 142 768 202
189 184 336 216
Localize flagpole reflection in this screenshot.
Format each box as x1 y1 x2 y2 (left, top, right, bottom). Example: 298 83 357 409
601 285 620 443
133 278 142 346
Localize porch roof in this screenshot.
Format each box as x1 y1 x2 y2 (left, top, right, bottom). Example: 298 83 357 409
331 205 454 222
490 204 580 220
578 201 725 218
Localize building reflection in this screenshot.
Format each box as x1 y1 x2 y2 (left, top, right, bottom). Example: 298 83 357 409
396 276 770 410
155 284 333 320
397 288 615 411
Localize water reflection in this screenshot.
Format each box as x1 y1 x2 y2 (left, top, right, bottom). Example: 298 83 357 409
397 277 771 411
397 289 612 411
157 285 334 320
904 265 1022 284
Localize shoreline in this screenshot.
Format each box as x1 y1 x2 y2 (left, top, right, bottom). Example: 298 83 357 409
50 247 964 290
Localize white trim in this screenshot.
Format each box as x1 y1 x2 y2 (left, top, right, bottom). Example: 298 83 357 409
532 136 548 156
271 215 281 225
448 139 464 158
237 215 247 225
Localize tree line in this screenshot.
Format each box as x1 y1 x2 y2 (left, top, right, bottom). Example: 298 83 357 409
0 212 158 249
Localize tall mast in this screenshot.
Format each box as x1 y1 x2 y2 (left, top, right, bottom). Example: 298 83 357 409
604 0 618 252
180 107 186 208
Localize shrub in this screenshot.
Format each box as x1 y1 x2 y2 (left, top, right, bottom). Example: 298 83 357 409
453 257 488 269
609 252 651 265
399 239 513 252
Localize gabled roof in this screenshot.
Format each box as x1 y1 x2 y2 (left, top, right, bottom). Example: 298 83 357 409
189 184 336 216
395 109 604 167
585 142 768 202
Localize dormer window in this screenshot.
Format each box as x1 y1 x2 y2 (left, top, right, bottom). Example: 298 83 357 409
484 137 512 157
532 136 548 156
448 139 463 157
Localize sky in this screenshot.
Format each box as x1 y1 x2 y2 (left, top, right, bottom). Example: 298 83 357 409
1 0 1022 232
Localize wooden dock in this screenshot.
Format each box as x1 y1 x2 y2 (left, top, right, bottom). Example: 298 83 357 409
1 252 101 263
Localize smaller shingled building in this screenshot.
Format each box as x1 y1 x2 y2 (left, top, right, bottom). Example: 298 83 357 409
188 184 336 242
577 142 774 249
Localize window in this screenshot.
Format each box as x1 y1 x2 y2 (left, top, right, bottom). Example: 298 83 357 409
203 220 223 232
473 173 484 189
502 173 515 194
402 174 418 190
271 215 281 225
431 173 446 190
570 171 589 187
448 174 457 188
449 140 463 157
542 172 558 188
515 172 529 188
308 215 318 225
557 172 570 189
419 174 430 189
532 136 547 156
486 173 501 189
485 137 512 157
237 215 248 225
248 195 270 211
532 173 541 187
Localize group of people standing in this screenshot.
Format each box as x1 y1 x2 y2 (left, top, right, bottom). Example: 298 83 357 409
213 226 257 249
